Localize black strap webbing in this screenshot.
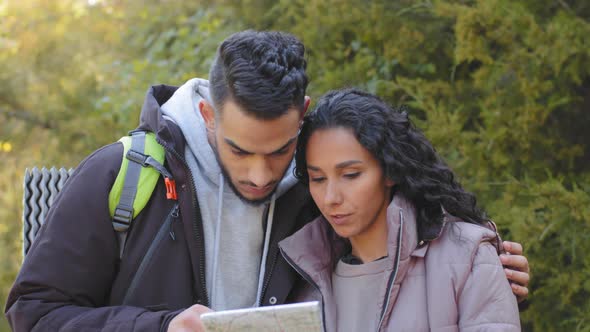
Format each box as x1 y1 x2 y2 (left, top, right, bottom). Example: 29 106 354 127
112 131 145 257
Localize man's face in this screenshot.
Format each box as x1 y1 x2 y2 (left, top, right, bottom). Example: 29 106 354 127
200 99 305 205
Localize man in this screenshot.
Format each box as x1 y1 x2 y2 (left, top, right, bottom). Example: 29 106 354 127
5 30 529 332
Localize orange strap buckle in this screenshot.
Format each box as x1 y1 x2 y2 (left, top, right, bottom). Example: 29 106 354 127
165 178 178 200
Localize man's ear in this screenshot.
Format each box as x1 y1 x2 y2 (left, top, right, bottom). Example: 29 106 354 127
299 96 311 120
199 100 216 131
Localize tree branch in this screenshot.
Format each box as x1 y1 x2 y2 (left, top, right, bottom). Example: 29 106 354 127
556 0 573 12
0 108 55 130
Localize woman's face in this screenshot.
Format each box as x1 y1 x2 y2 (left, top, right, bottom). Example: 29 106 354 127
305 127 393 241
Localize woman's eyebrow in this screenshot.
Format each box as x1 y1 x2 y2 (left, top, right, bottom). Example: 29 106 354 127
307 160 362 171
335 160 362 169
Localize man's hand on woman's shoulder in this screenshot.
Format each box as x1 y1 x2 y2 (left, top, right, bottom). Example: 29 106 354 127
501 241 530 303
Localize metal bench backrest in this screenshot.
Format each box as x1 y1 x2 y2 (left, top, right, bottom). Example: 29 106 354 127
22 167 74 257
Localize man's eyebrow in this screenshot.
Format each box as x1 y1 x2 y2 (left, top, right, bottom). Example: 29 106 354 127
307 164 321 172
224 139 253 154
270 136 298 154
224 136 298 155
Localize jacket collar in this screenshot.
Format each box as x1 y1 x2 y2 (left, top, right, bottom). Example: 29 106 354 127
279 192 432 283
135 84 186 154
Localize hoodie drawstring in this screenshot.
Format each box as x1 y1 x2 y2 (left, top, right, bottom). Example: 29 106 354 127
210 173 225 307
255 193 276 306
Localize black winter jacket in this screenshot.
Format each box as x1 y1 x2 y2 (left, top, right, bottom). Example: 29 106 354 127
5 85 319 332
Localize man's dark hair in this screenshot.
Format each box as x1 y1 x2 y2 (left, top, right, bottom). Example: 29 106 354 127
209 30 308 119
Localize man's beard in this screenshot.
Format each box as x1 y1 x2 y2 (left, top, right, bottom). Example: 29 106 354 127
212 144 284 206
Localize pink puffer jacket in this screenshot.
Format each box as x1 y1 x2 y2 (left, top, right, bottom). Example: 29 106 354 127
279 193 521 332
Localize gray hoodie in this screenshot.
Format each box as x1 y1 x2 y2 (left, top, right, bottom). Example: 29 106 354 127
161 78 298 310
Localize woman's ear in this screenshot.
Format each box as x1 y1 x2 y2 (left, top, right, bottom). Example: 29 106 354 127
385 178 395 188
199 100 216 131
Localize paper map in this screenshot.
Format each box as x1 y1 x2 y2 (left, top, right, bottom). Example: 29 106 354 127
200 301 323 332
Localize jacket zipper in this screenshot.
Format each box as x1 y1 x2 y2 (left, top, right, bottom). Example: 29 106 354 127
259 198 318 305
122 203 179 304
158 138 210 307
258 241 279 306
377 211 404 331
280 247 328 332
258 205 279 307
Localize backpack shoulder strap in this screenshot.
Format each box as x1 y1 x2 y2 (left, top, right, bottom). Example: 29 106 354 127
108 131 170 257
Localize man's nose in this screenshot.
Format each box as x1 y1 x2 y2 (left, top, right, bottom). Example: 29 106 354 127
248 157 273 188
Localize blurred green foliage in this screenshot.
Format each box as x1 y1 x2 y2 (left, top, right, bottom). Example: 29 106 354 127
1 0 588 330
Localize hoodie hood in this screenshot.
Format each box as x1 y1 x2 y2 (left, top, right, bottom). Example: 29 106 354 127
157 78 220 186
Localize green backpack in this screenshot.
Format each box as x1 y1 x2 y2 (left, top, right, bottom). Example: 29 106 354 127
108 131 177 257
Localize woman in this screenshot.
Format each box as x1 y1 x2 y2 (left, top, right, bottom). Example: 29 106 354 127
279 89 521 331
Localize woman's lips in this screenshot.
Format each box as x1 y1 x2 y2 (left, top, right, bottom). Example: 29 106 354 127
329 213 352 225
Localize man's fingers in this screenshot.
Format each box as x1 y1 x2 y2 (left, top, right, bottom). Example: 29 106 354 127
501 250 531 303
510 283 529 303
504 268 530 287
190 305 213 316
500 254 530 273
503 241 523 255
168 304 212 332
501 241 530 303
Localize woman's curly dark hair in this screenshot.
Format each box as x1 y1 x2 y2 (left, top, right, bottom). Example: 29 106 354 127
295 88 487 229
